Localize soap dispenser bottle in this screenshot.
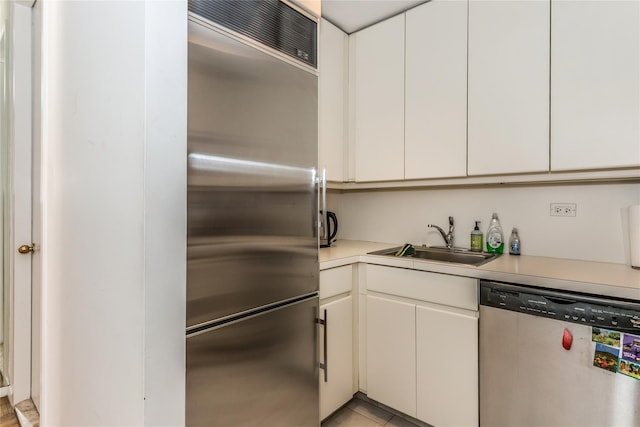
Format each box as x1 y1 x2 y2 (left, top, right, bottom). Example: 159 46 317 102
470 221 483 252
486 213 504 254
509 227 521 255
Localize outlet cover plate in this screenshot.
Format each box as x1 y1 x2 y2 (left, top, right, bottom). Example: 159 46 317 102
550 203 577 217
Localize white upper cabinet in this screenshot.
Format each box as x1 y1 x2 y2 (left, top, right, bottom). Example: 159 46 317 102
468 0 550 176
405 0 468 180
319 19 348 182
551 1 640 171
351 14 405 182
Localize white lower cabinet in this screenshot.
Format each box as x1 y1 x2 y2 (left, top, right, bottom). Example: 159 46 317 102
320 295 354 420
416 305 478 427
321 262 479 425
364 264 479 426
366 295 417 417
319 265 354 420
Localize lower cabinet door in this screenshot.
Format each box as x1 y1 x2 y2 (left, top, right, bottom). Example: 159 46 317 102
366 295 417 417
320 295 353 420
416 305 478 427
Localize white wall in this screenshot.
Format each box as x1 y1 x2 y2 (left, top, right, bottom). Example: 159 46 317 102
143 1 187 425
329 182 640 264
39 1 186 425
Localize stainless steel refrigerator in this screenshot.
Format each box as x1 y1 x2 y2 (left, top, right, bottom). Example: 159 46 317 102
186 1 320 425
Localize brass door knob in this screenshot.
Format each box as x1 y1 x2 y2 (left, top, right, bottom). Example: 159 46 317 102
18 244 34 254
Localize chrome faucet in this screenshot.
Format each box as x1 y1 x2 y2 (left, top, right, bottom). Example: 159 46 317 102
428 216 454 249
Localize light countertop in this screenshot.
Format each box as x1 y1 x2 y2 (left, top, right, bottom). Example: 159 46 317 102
320 240 640 301
319 240 393 266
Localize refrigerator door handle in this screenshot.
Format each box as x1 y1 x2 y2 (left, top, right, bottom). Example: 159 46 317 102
316 309 328 382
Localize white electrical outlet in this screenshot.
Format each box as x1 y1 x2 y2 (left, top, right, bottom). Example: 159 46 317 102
550 203 577 217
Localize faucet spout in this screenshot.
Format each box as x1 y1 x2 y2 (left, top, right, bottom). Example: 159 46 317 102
428 216 454 248
427 224 448 244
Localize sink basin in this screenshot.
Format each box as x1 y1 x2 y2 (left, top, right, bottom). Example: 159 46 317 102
368 245 499 267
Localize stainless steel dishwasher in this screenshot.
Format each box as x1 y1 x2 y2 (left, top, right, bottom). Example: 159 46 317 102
480 280 640 427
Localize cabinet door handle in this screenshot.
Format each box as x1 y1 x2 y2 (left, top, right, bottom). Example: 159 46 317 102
324 308 328 382
316 309 328 382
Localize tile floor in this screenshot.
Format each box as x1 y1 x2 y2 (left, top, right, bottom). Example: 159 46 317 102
322 397 422 427
0 394 417 427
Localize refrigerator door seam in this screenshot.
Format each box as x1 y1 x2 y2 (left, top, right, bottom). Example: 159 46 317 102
187 292 319 337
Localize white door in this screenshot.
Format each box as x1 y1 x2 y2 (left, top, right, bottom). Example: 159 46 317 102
0 4 9 392
28 0 42 410
6 1 38 409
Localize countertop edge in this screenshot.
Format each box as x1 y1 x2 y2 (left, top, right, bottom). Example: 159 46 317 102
320 240 640 301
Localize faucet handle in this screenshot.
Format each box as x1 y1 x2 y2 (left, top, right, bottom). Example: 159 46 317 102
449 216 454 226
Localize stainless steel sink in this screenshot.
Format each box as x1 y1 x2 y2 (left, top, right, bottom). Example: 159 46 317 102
368 245 499 267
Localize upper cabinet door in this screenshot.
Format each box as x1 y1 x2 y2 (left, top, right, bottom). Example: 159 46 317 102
351 15 405 182
468 0 550 176
319 19 348 182
405 0 468 180
551 1 640 171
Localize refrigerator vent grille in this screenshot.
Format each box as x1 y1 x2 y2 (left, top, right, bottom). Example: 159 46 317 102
188 0 317 68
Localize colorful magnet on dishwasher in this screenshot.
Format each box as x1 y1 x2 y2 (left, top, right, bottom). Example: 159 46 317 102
618 359 640 380
621 333 640 363
592 327 621 348
562 328 573 350
593 343 620 373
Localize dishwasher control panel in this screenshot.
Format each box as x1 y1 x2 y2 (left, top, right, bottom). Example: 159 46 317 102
480 280 640 331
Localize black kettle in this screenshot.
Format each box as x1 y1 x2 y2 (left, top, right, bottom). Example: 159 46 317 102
320 211 338 248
